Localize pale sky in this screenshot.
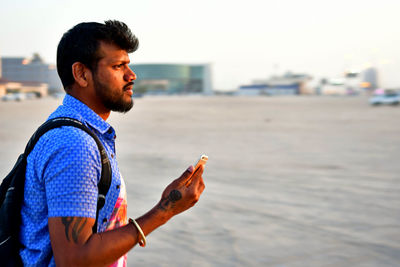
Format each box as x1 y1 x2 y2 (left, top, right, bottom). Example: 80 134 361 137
1 0 400 90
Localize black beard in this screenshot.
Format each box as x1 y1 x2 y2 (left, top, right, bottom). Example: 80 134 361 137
102 93 133 113
94 79 134 113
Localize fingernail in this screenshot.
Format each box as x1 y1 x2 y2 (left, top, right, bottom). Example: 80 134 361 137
187 165 194 172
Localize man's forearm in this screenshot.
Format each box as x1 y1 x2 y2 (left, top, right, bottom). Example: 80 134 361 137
50 165 204 266
50 206 171 267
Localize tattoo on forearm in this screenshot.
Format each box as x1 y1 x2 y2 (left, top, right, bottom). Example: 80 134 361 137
158 189 182 211
61 217 88 243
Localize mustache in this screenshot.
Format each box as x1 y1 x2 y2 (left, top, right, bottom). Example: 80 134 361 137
123 82 134 90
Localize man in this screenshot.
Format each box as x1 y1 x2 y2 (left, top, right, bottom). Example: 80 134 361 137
19 20 205 266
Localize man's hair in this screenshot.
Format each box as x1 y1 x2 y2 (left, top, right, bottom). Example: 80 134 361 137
57 20 139 90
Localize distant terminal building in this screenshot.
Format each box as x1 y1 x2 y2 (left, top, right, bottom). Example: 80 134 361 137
1 53 63 95
0 79 5 96
318 70 363 95
0 78 48 98
360 67 378 90
131 63 213 95
238 72 313 96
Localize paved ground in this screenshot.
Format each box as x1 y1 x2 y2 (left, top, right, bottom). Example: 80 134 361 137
1 95 399 266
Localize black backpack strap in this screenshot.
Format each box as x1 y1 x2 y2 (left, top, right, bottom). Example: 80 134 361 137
26 117 112 233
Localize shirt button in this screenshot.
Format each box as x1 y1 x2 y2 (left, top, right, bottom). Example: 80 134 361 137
111 154 114 158
102 218 107 223
116 184 120 189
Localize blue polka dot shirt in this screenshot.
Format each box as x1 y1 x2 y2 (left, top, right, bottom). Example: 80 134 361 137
20 94 124 266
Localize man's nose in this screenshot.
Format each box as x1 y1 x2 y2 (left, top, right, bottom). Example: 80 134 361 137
124 67 136 81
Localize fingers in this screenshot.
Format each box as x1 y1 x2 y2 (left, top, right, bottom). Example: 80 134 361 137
185 164 204 187
191 170 205 193
175 165 195 186
186 165 205 205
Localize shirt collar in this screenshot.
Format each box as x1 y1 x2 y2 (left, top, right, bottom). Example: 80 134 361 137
62 94 113 135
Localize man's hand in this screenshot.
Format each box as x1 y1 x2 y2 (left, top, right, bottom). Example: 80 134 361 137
48 166 205 266
157 165 205 217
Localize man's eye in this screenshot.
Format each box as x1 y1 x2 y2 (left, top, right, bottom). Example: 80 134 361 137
114 64 123 69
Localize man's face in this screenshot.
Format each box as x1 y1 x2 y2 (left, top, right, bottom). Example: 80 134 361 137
92 42 136 113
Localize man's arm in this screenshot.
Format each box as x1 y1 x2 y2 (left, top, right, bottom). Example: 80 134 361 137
49 165 205 267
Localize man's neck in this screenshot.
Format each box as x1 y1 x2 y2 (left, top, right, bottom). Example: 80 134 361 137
67 91 111 121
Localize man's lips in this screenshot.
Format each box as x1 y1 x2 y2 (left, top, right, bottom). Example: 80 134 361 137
124 82 134 91
124 82 134 96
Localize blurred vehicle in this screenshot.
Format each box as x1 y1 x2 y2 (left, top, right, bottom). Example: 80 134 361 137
369 90 400 106
25 92 37 99
1 93 26 101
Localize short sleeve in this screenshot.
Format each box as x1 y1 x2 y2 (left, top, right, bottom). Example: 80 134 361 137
35 126 101 218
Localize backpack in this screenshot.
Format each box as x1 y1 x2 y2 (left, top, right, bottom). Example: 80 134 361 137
0 117 112 267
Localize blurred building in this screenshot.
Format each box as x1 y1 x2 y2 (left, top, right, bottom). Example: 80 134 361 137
318 70 362 95
238 72 313 96
361 67 379 90
1 53 62 94
0 80 6 96
0 78 48 98
131 63 213 95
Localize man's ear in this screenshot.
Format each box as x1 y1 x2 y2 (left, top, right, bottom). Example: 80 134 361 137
71 62 91 87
